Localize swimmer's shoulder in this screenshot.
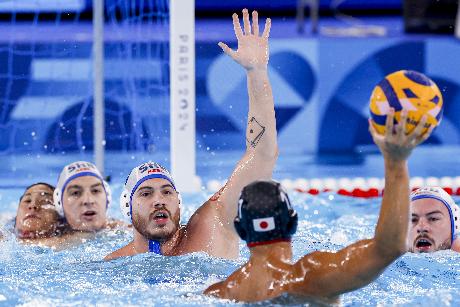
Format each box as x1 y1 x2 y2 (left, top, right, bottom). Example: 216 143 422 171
104 242 136 261
191 186 231 222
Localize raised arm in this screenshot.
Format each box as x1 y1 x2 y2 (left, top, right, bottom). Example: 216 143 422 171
290 109 432 298
210 9 278 224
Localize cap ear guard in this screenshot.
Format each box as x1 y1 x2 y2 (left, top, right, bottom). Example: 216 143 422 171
286 209 298 236
234 216 247 240
178 192 182 205
103 180 112 209
120 188 131 219
53 188 64 216
234 197 247 240
280 186 298 236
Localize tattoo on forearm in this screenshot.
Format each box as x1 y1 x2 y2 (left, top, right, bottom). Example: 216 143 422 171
246 117 265 148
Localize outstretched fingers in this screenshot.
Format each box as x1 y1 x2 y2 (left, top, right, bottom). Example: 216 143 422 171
384 108 395 138
415 125 434 145
242 9 251 35
232 13 243 39
262 18 272 39
252 10 259 36
407 115 430 146
396 109 407 136
218 42 237 59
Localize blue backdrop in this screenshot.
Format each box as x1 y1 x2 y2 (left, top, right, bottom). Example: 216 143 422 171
2 30 460 155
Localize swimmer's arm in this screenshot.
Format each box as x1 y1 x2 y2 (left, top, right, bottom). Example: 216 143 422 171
204 267 247 300
203 280 227 298
213 10 278 224
288 112 434 298
289 239 395 298
369 109 432 250
289 159 410 297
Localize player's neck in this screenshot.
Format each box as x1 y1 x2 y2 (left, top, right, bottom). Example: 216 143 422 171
132 227 182 254
249 241 292 263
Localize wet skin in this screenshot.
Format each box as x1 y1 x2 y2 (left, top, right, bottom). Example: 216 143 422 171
130 179 181 243
62 176 107 231
15 184 59 239
105 7 278 261
409 198 452 253
204 102 433 301
105 177 239 259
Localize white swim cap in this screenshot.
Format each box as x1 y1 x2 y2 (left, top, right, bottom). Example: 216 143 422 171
53 161 112 216
411 187 460 243
120 161 179 219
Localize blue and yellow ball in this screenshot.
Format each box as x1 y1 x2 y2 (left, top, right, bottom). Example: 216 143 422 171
369 70 443 135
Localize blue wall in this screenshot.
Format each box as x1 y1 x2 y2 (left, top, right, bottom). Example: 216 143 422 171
1 35 460 155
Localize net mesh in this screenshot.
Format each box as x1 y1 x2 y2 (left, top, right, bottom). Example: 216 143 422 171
0 0 170 156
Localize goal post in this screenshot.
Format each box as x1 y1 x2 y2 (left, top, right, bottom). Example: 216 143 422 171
93 0 105 176
170 0 200 192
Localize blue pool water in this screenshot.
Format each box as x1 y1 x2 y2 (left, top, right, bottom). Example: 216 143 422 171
1 151 460 306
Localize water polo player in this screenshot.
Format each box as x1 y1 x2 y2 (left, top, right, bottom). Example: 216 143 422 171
204 109 433 303
54 161 116 232
14 183 63 240
104 9 278 260
409 186 460 253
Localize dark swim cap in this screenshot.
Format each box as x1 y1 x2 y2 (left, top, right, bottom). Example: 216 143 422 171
234 180 298 247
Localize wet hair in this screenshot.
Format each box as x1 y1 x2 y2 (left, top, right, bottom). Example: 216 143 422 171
19 182 55 202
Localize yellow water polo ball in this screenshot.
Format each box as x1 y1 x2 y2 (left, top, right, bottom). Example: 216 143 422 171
369 70 443 135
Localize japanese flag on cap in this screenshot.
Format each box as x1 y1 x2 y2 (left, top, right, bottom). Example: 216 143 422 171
253 217 275 232
119 161 177 220
53 161 111 216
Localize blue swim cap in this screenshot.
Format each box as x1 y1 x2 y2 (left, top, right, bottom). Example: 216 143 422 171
234 180 298 247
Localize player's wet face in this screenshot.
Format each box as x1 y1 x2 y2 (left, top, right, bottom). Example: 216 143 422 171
62 176 107 232
409 198 452 253
15 184 59 238
131 178 180 242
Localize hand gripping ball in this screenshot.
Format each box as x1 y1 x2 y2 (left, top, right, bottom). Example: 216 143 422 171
369 70 443 134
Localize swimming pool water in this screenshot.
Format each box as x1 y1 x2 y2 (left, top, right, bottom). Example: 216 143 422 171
1 185 459 306
1 150 460 306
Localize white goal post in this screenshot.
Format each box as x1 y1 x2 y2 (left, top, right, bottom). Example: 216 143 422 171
93 0 199 190
170 0 200 192
93 0 105 176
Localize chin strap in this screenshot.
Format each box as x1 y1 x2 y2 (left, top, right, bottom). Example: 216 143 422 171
149 240 161 254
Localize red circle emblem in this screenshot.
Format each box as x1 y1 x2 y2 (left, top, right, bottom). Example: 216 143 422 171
260 221 268 229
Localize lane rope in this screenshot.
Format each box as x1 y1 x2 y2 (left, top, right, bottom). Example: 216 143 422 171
206 177 460 198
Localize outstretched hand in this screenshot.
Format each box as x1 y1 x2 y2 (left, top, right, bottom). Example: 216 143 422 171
218 9 271 71
369 109 433 161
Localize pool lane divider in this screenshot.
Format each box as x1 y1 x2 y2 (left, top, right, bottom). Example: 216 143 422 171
206 177 460 198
